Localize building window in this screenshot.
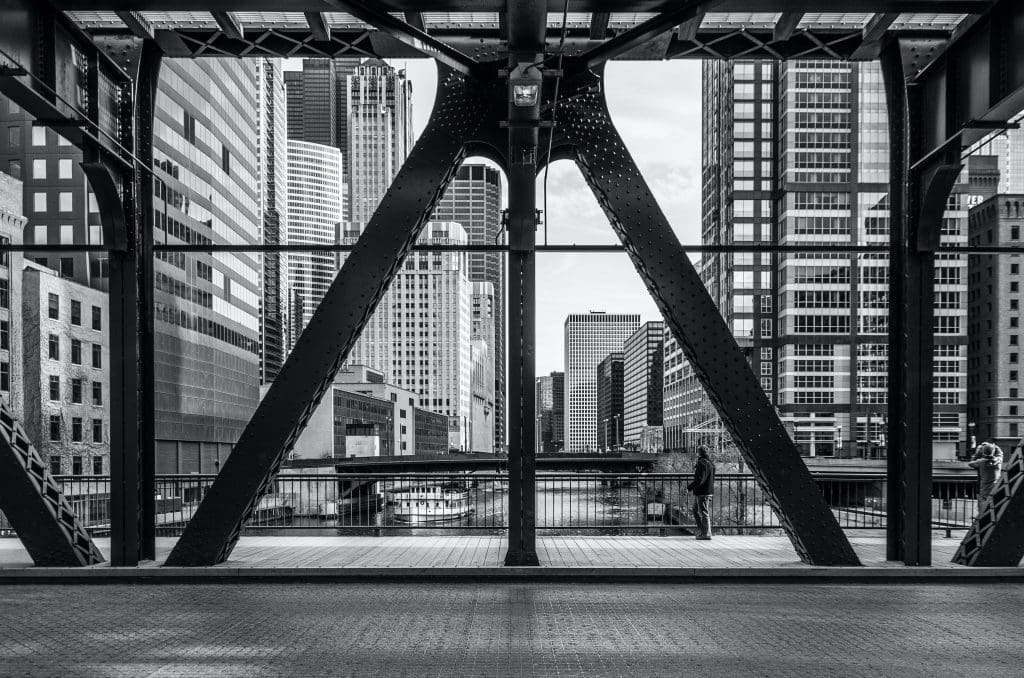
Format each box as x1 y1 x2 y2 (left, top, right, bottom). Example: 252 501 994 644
71 418 83 443
31 158 45 179
92 343 102 368
71 454 82 474
92 382 102 406
92 419 103 443
49 415 61 441
49 455 61 476
221 145 231 174
58 158 72 179
0 279 8 310
32 193 46 213
7 159 19 179
92 456 103 475
71 339 82 365
31 127 46 146
60 257 74 278
0 361 8 392
71 301 81 326
92 305 102 331
0 238 7 267
48 334 59 360
760 319 773 338
1013 225 1021 240
72 378 83 404
58 192 72 212
48 293 59 319
48 375 60 401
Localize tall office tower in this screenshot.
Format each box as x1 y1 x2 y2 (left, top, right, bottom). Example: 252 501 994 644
433 164 506 451
967 195 1024 445
347 222 474 451
346 59 414 233
549 371 565 452
256 58 289 383
284 59 337 147
535 374 553 454
596 352 624 451
0 99 107 289
564 312 639 453
333 57 364 181
470 281 496 453
695 58 968 459
151 59 263 472
973 127 1024 194
623 321 664 448
285 139 344 335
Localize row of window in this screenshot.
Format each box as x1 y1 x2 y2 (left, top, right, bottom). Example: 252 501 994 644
46 334 103 368
47 415 104 444
49 454 104 476
47 293 103 330
47 375 103 405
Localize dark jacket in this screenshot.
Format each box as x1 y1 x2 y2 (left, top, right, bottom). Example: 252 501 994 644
688 457 715 496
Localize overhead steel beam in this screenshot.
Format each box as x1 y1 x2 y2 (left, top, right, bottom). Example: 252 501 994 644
115 11 154 39
575 0 713 69
303 12 331 40
911 0 1024 161
164 64 499 566
589 12 610 40
550 66 860 566
772 12 803 41
50 1 998 13
677 11 705 41
212 11 244 39
849 12 898 59
403 12 426 33
324 0 479 75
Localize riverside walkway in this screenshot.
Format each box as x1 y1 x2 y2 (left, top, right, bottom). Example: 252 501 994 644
0 534 1019 580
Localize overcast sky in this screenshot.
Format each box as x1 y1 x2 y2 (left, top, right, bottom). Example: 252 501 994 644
289 58 703 375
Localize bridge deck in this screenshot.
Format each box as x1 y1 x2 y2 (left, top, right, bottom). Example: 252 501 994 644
0 534 1008 575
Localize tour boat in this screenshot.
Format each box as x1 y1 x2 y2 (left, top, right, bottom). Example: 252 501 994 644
390 483 473 523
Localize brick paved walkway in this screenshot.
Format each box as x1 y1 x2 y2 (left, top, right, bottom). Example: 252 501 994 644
0 582 1021 677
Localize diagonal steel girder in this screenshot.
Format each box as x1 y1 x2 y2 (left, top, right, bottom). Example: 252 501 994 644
954 441 1024 566
165 65 501 566
549 68 860 566
0 397 104 566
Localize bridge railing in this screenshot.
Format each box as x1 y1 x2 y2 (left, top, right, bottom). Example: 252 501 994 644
0 472 981 537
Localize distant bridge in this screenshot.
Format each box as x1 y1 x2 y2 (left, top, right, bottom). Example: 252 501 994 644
284 452 660 474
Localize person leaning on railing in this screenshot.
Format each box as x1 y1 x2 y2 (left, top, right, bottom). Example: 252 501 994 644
687 445 716 540
968 440 1005 513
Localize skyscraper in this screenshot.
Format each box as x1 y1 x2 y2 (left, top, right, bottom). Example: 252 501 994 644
433 164 506 451
346 59 414 234
564 312 639 453
256 58 289 384
694 58 967 459
596 352 624 451
346 222 474 451
285 139 344 335
470 281 496 453
623 321 663 448
967 195 1024 445
284 59 337 147
152 59 263 470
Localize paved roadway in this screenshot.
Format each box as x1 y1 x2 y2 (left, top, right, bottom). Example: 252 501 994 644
0 582 1020 677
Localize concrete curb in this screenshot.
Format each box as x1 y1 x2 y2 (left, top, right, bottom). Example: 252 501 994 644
0 565 1021 584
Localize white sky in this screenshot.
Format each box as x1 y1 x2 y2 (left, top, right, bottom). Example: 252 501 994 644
288 58 703 375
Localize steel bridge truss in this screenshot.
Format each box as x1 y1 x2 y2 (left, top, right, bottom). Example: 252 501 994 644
2 0 1024 568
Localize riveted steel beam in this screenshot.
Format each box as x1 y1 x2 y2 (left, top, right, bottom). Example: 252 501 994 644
165 64 500 566
0 400 104 566
575 0 714 69
212 11 244 39
772 13 803 41
549 66 860 566
303 12 331 41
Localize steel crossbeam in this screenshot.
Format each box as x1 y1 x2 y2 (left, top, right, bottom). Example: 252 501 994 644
537 67 860 566
954 440 1024 566
165 65 501 566
0 398 104 566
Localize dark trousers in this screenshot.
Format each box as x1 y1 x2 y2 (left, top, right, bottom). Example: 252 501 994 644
692 495 712 538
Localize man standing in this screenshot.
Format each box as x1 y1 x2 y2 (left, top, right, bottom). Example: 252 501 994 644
687 445 715 540
968 441 1005 512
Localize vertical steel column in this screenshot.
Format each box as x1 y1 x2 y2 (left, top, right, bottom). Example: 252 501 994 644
88 38 162 565
503 0 544 566
882 42 961 566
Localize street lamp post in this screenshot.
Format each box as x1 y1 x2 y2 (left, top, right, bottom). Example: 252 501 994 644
613 414 621 450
